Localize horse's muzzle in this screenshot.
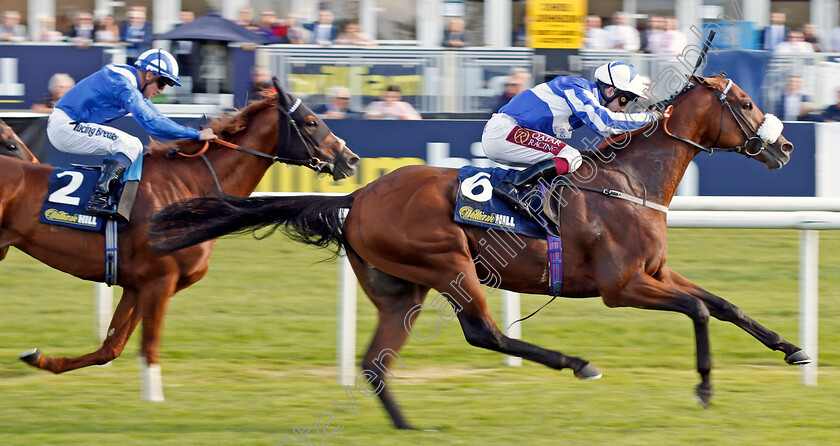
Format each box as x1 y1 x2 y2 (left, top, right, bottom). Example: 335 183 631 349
331 151 360 180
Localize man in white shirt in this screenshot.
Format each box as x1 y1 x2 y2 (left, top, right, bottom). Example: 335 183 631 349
585 15 610 50
604 12 640 51
762 12 787 51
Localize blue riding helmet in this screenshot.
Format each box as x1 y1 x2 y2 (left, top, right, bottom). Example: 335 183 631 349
134 48 182 87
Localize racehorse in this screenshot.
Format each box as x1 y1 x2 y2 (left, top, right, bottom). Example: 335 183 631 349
0 118 39 162
9 82 359 395
148 75 808 428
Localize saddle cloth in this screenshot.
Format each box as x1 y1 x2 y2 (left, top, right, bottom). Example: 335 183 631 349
39 156 144 232
455 166 563 295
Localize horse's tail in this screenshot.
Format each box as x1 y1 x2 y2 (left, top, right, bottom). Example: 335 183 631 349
148 193 354 253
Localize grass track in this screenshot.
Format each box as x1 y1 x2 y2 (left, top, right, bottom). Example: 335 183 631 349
0 228 838 445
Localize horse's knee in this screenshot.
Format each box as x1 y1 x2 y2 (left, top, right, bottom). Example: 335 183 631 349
460 316 504 350
690 300 710 324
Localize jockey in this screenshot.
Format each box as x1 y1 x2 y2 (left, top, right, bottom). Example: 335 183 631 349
48 48 217 220
482 61 662 212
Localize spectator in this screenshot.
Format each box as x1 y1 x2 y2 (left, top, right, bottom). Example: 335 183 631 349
512 16 527 47
603 12 640 51
831 25 840 52
364 85 422 120
285 13 311 44
304 9 340 45
247 66 277 104
803 23 820 52
35 15 64 42
774 30 814 54
235 7 259 31
313 86 363 119
1 11 27 42
584 15 609 49
31 73 75 114
821 88 840 122
774 75 811 121
120 7 152 65
68 12 95 44
171 11 195 81
442 17 470 48
489 68 532 114
641 16 665 53
94 13 120 43
335 21 376 46
762 12 787 51
658 17 688 54
255 10 283 43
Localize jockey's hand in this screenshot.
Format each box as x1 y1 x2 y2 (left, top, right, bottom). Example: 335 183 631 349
199 128 218 141
650 109 664 120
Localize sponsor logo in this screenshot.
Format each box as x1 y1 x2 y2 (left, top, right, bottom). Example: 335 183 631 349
72 123 119 141
506 126 566 154
44 208 98 226
458 206 515 228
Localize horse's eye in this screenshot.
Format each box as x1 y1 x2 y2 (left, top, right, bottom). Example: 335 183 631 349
743 102 753 110
307 120 317 127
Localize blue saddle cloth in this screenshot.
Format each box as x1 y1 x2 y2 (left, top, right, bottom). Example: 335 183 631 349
39 156 144 232
454 166 547 239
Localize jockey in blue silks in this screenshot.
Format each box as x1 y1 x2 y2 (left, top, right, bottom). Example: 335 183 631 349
48 48 217 220
482 61 662 212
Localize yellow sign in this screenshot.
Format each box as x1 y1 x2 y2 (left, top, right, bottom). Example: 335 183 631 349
255 156 426 193
526 0 586 49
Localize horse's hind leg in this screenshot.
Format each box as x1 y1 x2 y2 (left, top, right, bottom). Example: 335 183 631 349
347 250 430 430
659 266 810 364
21 288 142 373
439 259 597 379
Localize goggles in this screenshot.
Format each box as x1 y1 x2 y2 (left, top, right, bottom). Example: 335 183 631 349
157 77 176 89
616 91 639 106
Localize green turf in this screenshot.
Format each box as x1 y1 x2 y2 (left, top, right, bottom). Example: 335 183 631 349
1 229 838 445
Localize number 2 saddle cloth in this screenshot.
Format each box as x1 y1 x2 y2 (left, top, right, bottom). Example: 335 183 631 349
455 166 564 295
39 156 144 232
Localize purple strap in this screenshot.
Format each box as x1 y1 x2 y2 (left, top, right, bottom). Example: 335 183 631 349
547 233 562 296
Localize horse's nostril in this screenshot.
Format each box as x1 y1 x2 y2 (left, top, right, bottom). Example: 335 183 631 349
782 143 794 153
348 156 360 167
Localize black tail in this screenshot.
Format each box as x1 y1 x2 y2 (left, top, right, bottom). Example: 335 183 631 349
148 193 355 252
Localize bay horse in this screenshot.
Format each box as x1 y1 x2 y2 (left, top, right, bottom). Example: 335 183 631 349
0 118 39 162
148 75 808 428
8 83 359 397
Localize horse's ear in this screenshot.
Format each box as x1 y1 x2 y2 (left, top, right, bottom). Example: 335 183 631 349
686 74 707 85
272 76 293 108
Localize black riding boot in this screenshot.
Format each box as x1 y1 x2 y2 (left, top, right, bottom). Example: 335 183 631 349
86 158 127 220
493 159 558 213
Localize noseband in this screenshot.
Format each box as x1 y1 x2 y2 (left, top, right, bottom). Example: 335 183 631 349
275 97 339 175
664 79 783 156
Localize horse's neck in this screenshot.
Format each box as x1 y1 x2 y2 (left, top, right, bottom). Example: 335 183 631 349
203 134 276 196
612 109 707 205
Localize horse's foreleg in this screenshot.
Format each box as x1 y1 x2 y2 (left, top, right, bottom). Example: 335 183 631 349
137 278 178 401
21 288 142 373
659 266 810 364
443 260 597 379
603 271 713 407
348 250 429 430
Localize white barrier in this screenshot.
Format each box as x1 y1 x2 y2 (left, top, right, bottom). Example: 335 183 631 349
98 195 835 398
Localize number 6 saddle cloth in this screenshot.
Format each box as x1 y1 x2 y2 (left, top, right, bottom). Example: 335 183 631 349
39 156 143 232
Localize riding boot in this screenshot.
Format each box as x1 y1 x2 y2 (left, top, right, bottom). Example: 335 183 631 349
493 159 558 214
86 157 127 220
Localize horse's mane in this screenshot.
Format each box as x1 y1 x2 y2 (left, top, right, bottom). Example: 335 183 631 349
147 94 278 157
593 73 727 154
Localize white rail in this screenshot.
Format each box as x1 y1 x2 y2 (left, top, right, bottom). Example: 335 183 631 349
99 195 834 399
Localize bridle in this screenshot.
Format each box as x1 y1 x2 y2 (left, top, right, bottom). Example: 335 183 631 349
663 78 783 157
169 83 343 189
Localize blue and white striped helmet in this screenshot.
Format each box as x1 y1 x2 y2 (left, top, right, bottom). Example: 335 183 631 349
134 48 181 87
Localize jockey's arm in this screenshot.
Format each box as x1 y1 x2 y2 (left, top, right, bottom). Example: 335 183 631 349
121 88 201 141
566 88 656 135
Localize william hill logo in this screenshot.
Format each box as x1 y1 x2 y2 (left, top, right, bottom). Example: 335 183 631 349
458 206 515 228
44 208 98 226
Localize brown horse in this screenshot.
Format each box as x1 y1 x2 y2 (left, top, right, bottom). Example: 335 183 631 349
9 83 359 395
148 75 808 428
0 118 39 162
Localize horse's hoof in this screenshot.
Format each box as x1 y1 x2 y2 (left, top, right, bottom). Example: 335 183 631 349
575 363 602 380
694 383 712 409
18 348 42 365
785 350 812 365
